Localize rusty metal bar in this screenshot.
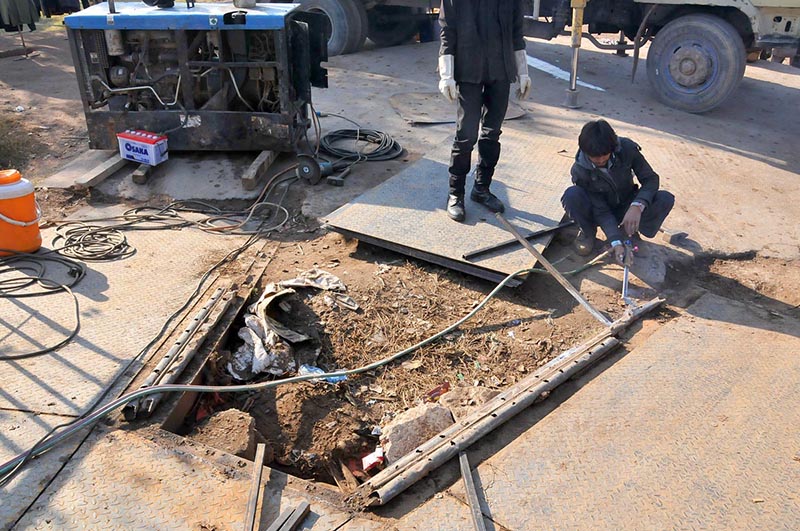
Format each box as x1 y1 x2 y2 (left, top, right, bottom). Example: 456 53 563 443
355 297 664 506
459 452 488 531
495 213 612 326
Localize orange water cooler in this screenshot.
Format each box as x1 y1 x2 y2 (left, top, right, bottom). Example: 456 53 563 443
0 169 42 256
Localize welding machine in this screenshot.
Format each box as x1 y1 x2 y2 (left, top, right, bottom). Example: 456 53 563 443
64 2 328 152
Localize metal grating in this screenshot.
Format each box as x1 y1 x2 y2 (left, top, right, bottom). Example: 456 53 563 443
324 124 574 284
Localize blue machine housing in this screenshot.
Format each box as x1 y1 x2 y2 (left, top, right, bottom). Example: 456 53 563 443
64 2 328 153
66 3 296 31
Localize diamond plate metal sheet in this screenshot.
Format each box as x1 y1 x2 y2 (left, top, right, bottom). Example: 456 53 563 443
444 292 800 530
0 205 248 416
0 410 84 527
13 429 387 531
389 491 511 531
324 124 573 282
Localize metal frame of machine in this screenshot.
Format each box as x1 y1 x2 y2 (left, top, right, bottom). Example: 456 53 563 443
65 3 327 152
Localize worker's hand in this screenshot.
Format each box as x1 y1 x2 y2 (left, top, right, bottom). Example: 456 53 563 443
613 243 626 265
514 49 532 100
517 75 531 100
438 54 457 103
439 79 457 103
621 205 643 237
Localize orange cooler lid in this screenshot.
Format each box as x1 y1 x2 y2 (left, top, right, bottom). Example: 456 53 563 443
0 170 21 185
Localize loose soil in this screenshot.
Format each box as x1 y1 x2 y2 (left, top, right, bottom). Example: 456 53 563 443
191 226 800 487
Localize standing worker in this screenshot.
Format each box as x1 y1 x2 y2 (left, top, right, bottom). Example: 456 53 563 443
438 0 531 222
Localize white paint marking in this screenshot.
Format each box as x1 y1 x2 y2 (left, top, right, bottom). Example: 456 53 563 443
526 55 606 92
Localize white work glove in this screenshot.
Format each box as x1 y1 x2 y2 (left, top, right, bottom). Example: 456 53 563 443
438 54 457 103
515 49 532 100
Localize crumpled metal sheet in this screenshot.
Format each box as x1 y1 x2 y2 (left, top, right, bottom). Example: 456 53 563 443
278 268 346 292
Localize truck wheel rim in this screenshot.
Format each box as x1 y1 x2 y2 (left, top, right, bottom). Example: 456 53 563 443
663 41 719 94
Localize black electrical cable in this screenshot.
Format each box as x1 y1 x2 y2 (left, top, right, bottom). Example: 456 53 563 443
0 225 269 488
0 252 86 361
0 172 295 487
320 128 404 162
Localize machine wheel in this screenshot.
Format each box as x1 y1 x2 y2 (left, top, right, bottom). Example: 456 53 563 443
367 6 420 48
646 14 746 113
299 0 366 56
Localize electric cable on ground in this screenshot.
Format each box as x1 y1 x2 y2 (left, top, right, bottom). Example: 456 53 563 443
0 176 296 486
0 264 536 485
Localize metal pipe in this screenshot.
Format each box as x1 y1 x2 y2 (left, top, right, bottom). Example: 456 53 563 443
565 0 585 107
142 292 234 415
108 0 116 14
358 297 664 506
91 74 182 107
495 213 612 326
532 0 540 19
365 336 621 505
122 287 225 420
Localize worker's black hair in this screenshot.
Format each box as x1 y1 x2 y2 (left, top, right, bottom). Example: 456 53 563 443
578 120 618 157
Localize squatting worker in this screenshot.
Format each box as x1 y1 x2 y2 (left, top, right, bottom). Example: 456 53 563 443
438 0 531 222
561 119 675 263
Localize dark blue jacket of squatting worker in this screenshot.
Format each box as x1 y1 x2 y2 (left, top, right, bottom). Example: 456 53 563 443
570 137 660 244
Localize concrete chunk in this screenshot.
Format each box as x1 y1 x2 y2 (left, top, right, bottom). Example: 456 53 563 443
439 386 500 421
381 402 454 463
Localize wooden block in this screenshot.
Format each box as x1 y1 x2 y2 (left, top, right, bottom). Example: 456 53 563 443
0 47 37 59
42 150 117 189
242 150 278 191
132 163 153 185
74 155 130 189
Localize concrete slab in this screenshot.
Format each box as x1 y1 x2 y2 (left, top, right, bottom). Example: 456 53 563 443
94 152 265 202
324 123 572 283
439 292 800 530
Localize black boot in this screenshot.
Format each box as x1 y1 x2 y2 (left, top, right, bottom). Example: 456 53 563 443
447 193 465 222
470 186 505 213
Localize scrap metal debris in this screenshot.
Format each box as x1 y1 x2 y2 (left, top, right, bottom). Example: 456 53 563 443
278 268 347 291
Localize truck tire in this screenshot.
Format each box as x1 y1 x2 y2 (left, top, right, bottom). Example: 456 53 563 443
646 14 746 113
299 0 366 56
367 6 420 47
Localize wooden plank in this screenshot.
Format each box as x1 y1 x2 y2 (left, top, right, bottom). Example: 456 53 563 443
459 452 488 531
242 150 278 191
244 443 268 531
42 149 116 189
74 155 130 189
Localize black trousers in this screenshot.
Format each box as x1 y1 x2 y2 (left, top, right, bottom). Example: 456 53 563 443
448 80 510 195
561 185 675 239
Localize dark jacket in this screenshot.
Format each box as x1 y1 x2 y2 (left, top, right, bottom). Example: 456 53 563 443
570 137 660 243
439 0 525 84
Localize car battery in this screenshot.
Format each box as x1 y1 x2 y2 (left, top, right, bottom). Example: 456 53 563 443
116 130 169 166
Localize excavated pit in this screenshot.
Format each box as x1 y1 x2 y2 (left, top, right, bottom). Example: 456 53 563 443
169 231 798 489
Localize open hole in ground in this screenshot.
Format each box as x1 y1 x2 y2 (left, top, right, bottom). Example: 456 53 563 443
162 232 800 493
